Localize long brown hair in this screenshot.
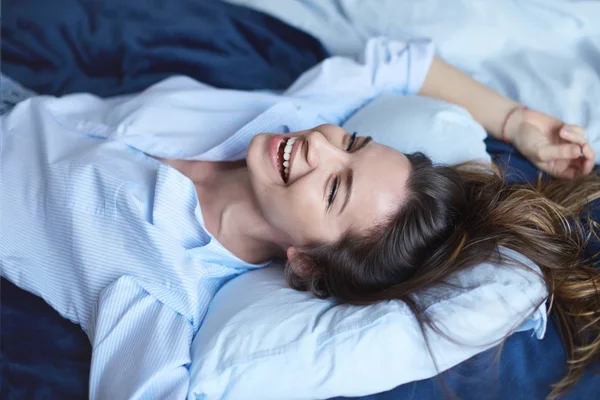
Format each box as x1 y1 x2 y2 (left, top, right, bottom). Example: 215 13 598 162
285 152 600 399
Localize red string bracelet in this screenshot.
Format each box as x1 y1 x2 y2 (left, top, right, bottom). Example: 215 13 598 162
501 105 527 144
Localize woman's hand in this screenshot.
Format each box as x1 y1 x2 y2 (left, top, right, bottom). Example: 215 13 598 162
418 57 595 178
505 108 595 179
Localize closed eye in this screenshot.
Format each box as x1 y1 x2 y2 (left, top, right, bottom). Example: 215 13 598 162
326 132 370 212
346 132 357 151
327 176 339 209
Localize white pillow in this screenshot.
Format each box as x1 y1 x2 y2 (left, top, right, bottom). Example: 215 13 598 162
189 248 547 400
342 94 491 166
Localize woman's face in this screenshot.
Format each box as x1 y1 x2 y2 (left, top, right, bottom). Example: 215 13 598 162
246 124 411 248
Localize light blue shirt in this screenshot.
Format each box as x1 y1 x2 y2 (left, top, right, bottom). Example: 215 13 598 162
0 37 434 399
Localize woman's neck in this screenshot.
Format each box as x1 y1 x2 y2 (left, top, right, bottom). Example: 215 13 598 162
189 160 286 264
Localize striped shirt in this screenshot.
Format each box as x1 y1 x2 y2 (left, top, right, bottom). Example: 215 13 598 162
0 38 435 399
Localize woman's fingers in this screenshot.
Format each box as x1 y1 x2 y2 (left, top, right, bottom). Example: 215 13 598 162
559 124 587 145
555 124 594 177
548 144 594 179
559 166 579 180
581 143 595 175
537 143 581 162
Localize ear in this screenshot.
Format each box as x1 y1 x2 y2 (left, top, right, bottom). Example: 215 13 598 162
286 246 314 278
286 246 298 262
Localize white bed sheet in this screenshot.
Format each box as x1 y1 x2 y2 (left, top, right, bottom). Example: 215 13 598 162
226 0 600 160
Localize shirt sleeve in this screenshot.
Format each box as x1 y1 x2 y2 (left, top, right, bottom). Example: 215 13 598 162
284 37 435 125
86 276 193 400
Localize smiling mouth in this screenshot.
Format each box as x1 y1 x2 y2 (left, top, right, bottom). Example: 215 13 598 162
277 137 297 183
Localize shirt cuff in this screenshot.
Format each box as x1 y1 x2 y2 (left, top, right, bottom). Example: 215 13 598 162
405 38 436 95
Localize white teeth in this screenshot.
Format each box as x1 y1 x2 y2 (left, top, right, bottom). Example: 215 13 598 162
284 139 294 156
280 137 297 182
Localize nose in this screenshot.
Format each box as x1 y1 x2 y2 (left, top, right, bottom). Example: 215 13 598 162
306 130 348 167
285 130 348 185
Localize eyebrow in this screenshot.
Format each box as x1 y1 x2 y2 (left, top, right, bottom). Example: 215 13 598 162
339 136 372 214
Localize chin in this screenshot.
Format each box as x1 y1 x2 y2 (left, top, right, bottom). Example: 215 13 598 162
246 134 271 193
246 135 263 173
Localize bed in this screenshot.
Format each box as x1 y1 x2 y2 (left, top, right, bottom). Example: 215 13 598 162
2 0 600 399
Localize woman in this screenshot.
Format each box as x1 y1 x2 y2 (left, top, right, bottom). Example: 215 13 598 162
1 37 598 399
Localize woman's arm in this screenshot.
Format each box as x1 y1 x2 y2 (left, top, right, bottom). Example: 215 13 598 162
419 57 595 178
418 57 522 142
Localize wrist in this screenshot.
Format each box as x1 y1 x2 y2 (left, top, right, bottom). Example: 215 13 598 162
501 105 527 144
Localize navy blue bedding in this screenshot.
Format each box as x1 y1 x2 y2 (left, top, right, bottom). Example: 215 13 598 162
340 320 599 400
1 1 599 399
1 0 328 96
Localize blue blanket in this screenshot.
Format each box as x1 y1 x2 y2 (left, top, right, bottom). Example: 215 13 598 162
1 0 327 96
